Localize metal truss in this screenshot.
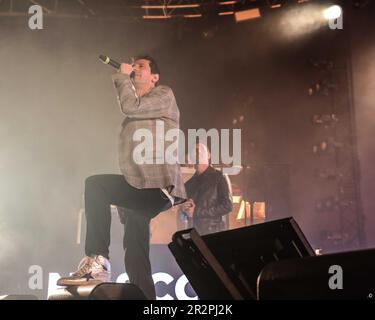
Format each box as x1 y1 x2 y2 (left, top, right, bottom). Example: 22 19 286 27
0 0 310 20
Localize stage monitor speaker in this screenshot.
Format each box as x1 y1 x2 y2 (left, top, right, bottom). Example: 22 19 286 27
0 295 38 300
257 248 375 300
48 283 147 300
168 217 314 300
90 283 147 300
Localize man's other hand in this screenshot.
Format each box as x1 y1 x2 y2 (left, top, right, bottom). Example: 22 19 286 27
182 198 195 218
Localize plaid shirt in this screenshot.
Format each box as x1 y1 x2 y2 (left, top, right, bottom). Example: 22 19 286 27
112 73 187 203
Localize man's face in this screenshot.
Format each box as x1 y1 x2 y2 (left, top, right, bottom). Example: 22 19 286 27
188 143 211 168
132 59 159 86
196 144 210 165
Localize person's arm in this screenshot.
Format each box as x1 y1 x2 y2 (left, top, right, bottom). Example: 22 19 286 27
194 174 233 218
112 73 175 119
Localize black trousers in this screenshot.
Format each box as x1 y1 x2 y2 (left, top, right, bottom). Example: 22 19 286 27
84 174 172 300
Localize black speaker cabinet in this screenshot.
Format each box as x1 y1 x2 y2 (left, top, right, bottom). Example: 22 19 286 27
168 217 314 299
257 248 375 300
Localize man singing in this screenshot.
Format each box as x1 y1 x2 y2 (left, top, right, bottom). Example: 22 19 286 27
57 55 186 300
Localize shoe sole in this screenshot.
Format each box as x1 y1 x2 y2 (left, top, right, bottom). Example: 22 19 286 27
57 279 104 287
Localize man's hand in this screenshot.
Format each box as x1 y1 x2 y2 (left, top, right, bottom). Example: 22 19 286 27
182 198 195 218
120 63 133 75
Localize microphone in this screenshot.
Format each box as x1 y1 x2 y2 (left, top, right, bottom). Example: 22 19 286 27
99 55 120 69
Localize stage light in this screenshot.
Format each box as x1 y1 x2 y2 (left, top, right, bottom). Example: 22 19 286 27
308 79 337 96
184 14 202 18
312 114 339 126
218 11 234 16
313 137 344 155
234 8 261 22
323 5 342 20
141 4 200 9
237 200 245 219
142 15 171 19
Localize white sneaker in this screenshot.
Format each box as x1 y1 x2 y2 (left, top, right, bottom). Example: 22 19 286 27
57 255 111 286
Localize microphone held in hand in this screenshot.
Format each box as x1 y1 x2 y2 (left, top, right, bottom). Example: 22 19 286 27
99 55 120 69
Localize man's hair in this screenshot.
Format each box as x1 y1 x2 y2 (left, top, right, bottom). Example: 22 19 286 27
133 54 160 76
